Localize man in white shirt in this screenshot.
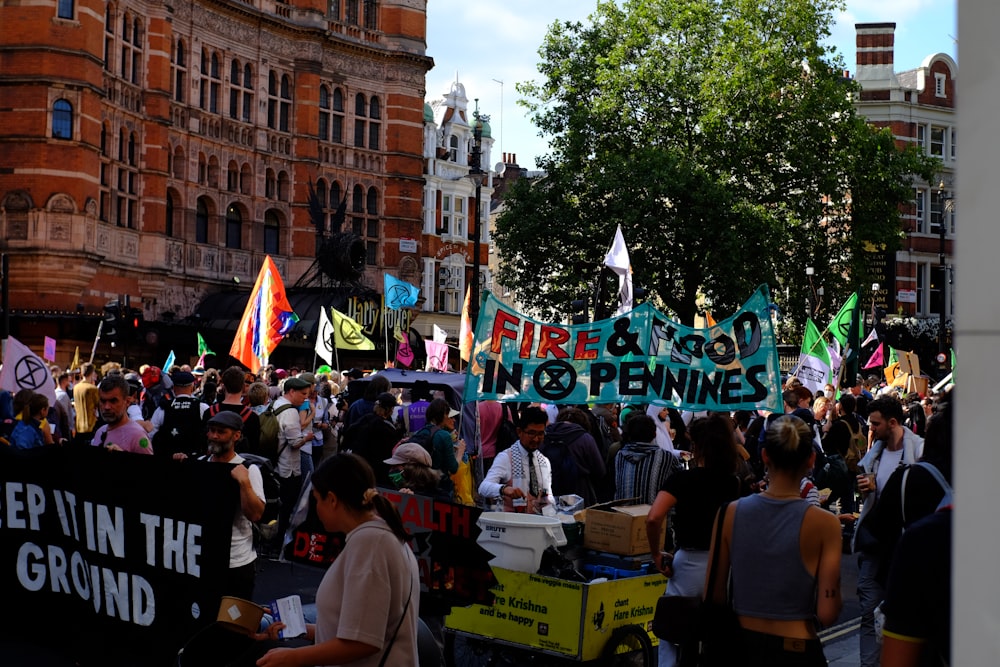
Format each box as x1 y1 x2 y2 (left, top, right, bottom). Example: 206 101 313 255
205 410 265 600
273 376 315 538
479 406 555 514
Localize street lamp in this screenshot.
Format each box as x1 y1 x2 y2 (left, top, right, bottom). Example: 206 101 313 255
468 101 489 328
805 266 815 318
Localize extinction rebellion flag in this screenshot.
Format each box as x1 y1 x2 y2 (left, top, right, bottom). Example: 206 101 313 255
463 285 782 413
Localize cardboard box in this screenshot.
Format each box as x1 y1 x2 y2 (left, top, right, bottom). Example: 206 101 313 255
580 500 663 556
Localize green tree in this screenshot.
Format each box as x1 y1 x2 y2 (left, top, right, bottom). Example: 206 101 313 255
494 0 933 335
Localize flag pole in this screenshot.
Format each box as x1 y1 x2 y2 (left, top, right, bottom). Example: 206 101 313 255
88 321 103 364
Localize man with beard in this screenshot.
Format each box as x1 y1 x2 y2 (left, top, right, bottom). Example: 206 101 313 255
205 410 265 599
92 375 153 454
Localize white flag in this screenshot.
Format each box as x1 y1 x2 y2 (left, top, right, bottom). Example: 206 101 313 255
433 324 448 345
0 336 57 406
603 225 633 316
315 307 334 365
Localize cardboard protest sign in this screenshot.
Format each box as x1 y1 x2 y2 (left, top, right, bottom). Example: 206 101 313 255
463 285 782 412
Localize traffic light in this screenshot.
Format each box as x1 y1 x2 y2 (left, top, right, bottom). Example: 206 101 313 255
128 307 143 335
571 297 589 325
103 300 122 346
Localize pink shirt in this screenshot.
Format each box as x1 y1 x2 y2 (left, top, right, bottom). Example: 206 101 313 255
93 420 153 455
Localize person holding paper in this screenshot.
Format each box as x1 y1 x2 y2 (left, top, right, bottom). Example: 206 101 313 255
256 453 419 667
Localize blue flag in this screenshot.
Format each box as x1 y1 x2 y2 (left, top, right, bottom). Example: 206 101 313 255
384 274 420 310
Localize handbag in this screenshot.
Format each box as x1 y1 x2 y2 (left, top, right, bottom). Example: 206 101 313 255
652 592 699 642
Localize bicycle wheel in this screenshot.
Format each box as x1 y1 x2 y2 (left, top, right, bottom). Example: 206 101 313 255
600 624 654 667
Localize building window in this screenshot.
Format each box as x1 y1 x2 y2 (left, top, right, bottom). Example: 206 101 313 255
913 188 926 233
225 205 242 249
278 171 290 202
346 0 358 24
209 53 221 114
113 130 139 229
267 72 277 129
165 191 175 237
950 128 956 160
196 197 210 243
332 88 344 143
934 72 946 98
366 241 377 265
916 124 925 151
354 93 366 147
330 0 340 20
266 169 276 199
319 86 331 140
172 40 186 103
227 161 239 192
930 126 945 157
438 194 464 236
104 6 113 71
264 211 280 254
119 14 142 85
52 100 73 139
173 146 185 179
279 75 291 132
229 60 252 121
930 189 952 236
448 135 458 162
436 261 463 314
363 0 376 29
368 97 381 150
916 262 950 318
240 163 252 195
57 0 74 20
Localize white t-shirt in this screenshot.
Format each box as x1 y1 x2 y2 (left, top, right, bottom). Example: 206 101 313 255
876 447 905 500
228 454 265 568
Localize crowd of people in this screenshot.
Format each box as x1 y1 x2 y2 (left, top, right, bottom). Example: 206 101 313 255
1 357 953 666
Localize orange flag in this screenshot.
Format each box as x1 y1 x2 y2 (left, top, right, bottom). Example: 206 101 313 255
229 256 299 371
459 286 473 362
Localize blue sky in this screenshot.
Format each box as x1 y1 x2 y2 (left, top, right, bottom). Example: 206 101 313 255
426 0 958 170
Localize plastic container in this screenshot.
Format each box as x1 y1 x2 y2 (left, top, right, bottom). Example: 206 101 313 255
476 512 568 572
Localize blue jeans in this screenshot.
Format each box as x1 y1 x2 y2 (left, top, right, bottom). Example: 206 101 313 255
857 552 885 667
658 549 709 667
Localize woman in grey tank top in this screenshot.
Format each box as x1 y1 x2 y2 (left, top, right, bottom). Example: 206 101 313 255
707 415 843 666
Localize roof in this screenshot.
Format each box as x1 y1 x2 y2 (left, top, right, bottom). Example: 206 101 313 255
348 368 466 409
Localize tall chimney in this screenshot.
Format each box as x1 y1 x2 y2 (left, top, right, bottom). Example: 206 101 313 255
855 23 895 84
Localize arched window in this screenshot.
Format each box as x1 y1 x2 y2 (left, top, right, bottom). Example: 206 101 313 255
52 100 72 139
265 169 276 199
352 185 364 213
227 160 239 192
330 182 342 210
225 204 242 249
278 171 290 202
198 152 207 184
209 52 221 113
100 125 108 155
242 64 253 123
354 93 367 148
366 187 378 215
173 146 185 179
332 88 344 143
128 133 136 165
166 190 178 237
368 97 381 150
264 211 280 255
240 163 252 195
318 86 330 140
279 75 292 132
267 71 278 129
196 198 210 243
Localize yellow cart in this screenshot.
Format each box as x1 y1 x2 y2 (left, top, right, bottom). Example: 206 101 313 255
444 566 666 666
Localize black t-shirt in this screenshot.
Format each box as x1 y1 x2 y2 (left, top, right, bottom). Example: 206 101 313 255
881 509 951 666
661 468 743 550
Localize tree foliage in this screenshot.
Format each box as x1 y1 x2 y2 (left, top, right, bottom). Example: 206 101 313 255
493 0 937 336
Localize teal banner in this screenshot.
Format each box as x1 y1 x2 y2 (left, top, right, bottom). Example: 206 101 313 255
463 286 782 412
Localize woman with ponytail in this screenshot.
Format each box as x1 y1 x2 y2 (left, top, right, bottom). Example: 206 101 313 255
707 415 843 666
257 453 419 667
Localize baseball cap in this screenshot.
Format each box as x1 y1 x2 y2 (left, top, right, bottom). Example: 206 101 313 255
384 442 432 467
206 411 244 431
283 376 311 390
171 370 196 387
298 372 317 385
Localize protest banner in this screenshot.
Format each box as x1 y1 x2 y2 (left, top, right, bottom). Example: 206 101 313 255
0 447 238 666
285 488 496 609
463 285 782 412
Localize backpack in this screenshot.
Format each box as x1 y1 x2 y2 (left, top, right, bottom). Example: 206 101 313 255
843 418 866 474
153 395 205 458
237 453 282 525
541 430 583 499
409 424 442 455
495 404 519 454
258 403 296 462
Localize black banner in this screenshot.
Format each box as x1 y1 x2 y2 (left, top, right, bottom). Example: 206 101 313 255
285 489 496 610
0 447 238 666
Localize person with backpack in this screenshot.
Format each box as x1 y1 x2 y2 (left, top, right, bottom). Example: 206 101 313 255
343 392 404 487
203 366 260 454
408 398 465 497
272 376 316 539
203 410 265 600
150 371 209 459
540 407 605 507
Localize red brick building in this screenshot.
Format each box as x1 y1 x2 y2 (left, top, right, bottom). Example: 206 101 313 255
0 0 431 364
854 22 956 321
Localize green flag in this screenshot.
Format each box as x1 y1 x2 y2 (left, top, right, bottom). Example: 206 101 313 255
197 332 215 357
796 318 831 394
827 293 859 348
825 293 860 388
